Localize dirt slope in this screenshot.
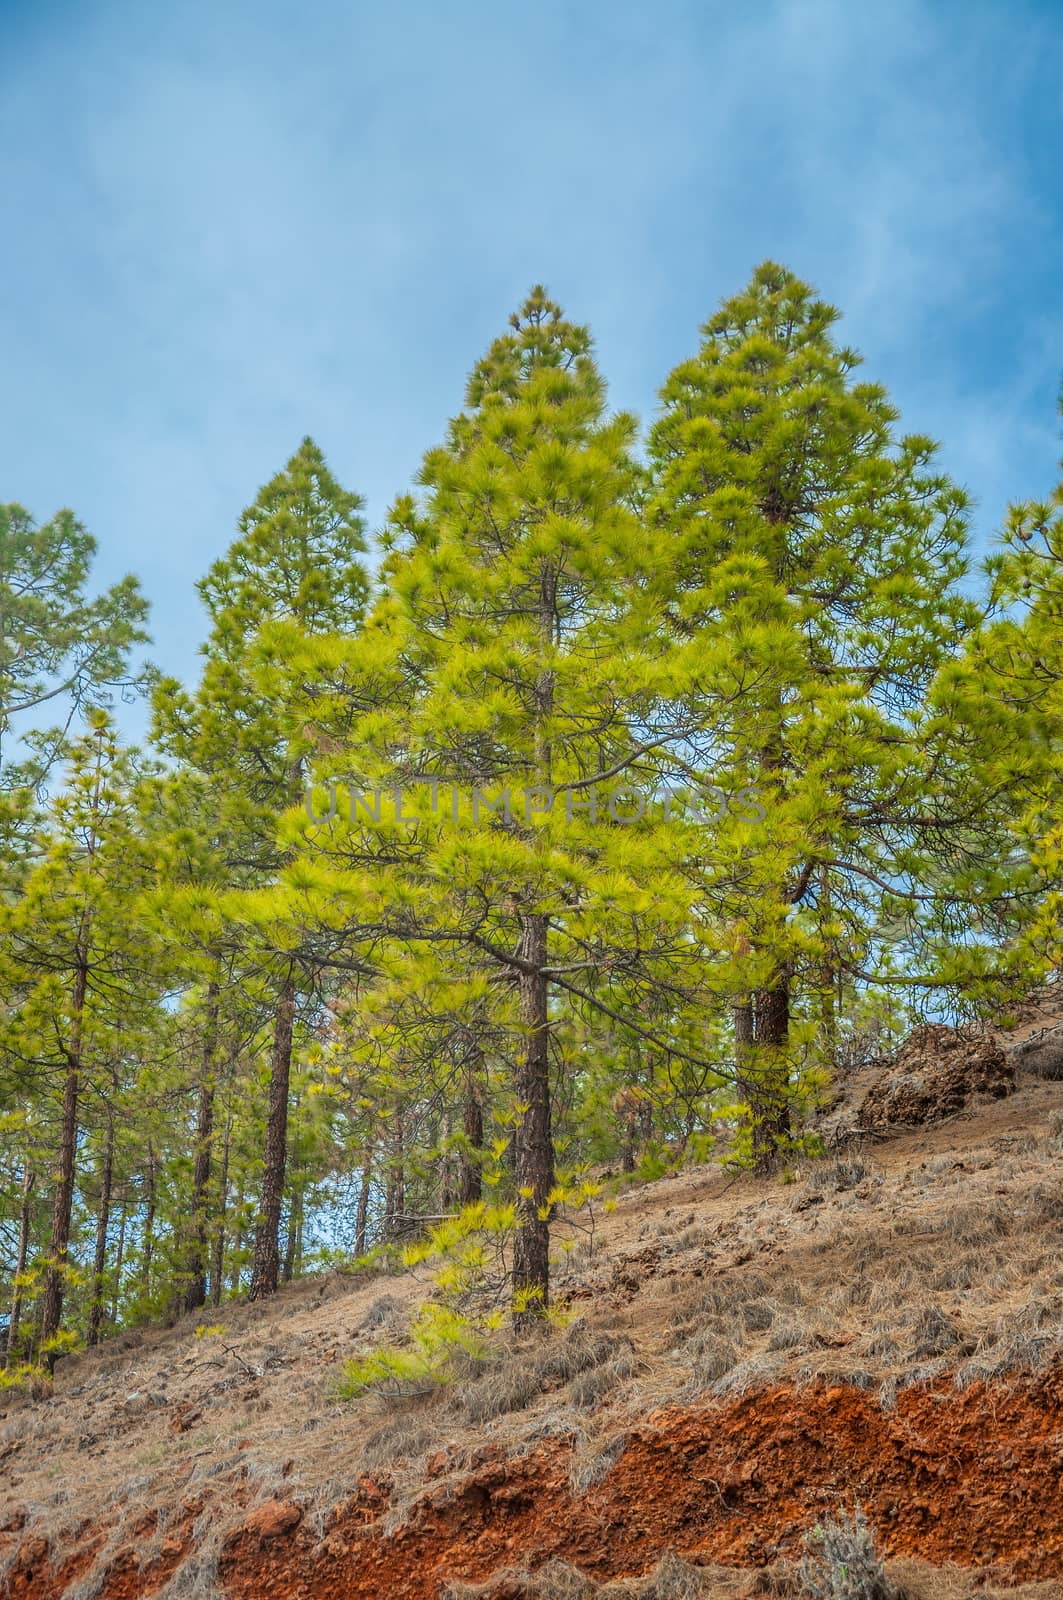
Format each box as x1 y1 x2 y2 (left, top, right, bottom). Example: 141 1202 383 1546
3 1016 1063 1600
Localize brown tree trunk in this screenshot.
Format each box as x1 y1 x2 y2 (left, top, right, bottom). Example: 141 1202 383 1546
751 971 791 1171
230 1182 245 1295
819 866 838 1069
40 954 88 1350
512 912 554 1328
354 1130 375 1258
5 1163 34 1366
140 1144 157 1301
211 1112 231 1308
110 1198 126 1326
249 974 297 1300
458 1055 485 1207
183 985 219 1313
438 1108 454 1213
282 1184 301 1283
87 1120 114 1347
384 1105 406 1240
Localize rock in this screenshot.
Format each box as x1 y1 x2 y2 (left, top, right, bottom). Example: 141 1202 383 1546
241 1499 303 1542
859 1025 1014 1127
168 1404 202 1433
1007 1025 1063 1081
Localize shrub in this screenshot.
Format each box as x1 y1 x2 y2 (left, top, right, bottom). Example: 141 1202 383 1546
798 1507 899 1600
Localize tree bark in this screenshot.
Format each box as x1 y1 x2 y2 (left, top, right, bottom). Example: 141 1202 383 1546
438 1108 454 1213
354 1133 374 1258
512 912 554 1327
230 1182 244 1295
384 1104 405 1241
211 1112 231 1308
40 952 88 1350
458 1054 485 1206
751 971 792 1171
87 1120 114 1347
282 1183 301 1283
183 984 219 1313
111 1198 126 1325
140 1144 157 1302
5 1163 34 1366
249 973 297 1300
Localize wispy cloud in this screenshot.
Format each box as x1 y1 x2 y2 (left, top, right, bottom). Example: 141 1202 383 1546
0 0 1059 713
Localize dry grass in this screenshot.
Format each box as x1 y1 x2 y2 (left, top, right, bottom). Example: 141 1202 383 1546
568 1432 628 1495
458 1327 633 1425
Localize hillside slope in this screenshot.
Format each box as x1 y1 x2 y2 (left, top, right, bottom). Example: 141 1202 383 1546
3 1022 1063 1600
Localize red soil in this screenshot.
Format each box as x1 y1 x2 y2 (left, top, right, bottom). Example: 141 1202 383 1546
4 1369 1062 1599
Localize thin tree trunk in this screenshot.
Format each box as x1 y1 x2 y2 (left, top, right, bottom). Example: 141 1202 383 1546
111 1198 126 1326
211 1111 231 1308
438 1108 454 1213
40 953 88 1350
354 1137 374 1258
231 1182 245 1295
458 1055 484 1207
638 1091 653 1147
282 1184 301 1283
6 1163 34 1366
183 984 219 1313
249 974 297 1300
383 1103 406 1240
512 912 554 1327
140 1144 157 1301
87 1120 115 1347
614 1081 641 1175
819 865 838 1068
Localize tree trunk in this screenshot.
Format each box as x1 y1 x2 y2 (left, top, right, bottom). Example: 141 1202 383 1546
282 1184 301 1283
111 1198 127 1326
458 1056 484 1207
231 1182 245 1295
183 985 219 1313
751 972 791 1171
87 1121 114 1347
438 1108 454 1213
139 1144 157 1303
5 1163 34 1366
211 1112 231 1308
40 954 88 1350
818 866 838 1068
512 912 554 1327
249 974 297 1300
384 1105 405 1240
354 1133 374 1258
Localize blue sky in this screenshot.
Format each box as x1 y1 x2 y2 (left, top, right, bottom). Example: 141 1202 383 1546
1 0 1061 715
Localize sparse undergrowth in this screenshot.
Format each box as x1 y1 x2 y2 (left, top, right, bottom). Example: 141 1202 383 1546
4 1075 1063 1600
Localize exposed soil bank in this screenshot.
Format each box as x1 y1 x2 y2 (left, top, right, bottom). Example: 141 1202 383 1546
5 1369 1061 1599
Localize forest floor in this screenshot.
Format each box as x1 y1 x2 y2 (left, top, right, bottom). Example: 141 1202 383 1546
3 1001 1063 1600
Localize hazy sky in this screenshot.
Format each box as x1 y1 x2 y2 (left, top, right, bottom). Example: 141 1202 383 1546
2 0 1061 716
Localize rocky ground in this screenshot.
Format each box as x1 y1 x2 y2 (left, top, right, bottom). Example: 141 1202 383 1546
2 998 1063 1600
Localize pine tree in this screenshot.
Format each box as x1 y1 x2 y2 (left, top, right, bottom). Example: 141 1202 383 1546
648 262 978 1164
933 401 1063 985
152 439 369 1300
281 290 705 1321
0 504 148 781
0 712 161 1350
